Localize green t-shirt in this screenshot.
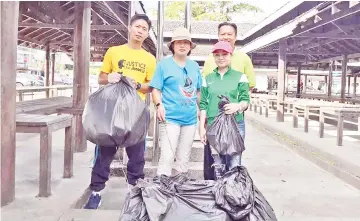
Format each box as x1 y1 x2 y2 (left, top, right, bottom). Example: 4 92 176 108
199 67 250 125
202 49 256 88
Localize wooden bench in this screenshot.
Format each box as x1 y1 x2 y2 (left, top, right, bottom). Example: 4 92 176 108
292 102 360 132
57 107 87 152
16 96 72 115
16 114 73 197
319 107 360 146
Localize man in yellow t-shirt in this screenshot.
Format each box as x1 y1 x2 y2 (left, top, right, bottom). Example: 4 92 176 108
84 14 156 210
202 22 256 89
202 22 255 181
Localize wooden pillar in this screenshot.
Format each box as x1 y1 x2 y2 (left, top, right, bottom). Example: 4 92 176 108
185 2 191 31
1 1 19 206
324 75 328 94
277 39 286 122
45 43 50 98
347 76 351 95
340 55 348 102
51 53 55 97
304 75 308 93
152 1 164 165
327 61 333 97
354 75 357 97
296 65 301 98
73 1 91 152
51 53 55 85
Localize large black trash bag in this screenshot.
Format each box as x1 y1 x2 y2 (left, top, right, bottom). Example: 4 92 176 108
82 76 150 147
121 186 149 221
206 95 245 156
120 168 277 221
213 167 277 221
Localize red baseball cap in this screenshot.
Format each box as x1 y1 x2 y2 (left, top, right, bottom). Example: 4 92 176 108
212 41 233 54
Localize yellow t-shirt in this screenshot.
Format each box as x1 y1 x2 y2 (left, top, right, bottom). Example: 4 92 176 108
202 49 256 88
100 44 156 100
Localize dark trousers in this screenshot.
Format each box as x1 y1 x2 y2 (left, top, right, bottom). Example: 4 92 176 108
90 140 145 191
204 120 245 180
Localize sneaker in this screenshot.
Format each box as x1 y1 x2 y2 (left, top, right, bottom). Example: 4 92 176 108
84 192 101 209
212 164 225 180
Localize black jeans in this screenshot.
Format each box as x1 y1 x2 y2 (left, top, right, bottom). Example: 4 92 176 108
89 140 145 191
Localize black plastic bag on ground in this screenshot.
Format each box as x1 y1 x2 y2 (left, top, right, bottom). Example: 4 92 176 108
206 95 245 156
120 167 277 221
82 76 150 147
213 167 278 221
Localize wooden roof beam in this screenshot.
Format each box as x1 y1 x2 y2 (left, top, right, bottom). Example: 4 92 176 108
341 40 360 51
287 24 356 50
49 41 120 48
26 28 56 39
255 49 339 56
293 2 360 36
45 1 74 24
91 8 127 41
18 36 70 53
18 22 128 31
295 32 360 40
22 2 54 23
102 1 128 27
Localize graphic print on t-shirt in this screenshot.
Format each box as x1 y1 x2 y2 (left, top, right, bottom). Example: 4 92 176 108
118 59 146 74
179 70 196 99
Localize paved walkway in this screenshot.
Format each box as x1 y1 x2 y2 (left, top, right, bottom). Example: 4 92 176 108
2 122 360 220
243 123 360 221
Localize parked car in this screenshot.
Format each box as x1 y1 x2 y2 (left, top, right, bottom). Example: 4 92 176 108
16 73 36 87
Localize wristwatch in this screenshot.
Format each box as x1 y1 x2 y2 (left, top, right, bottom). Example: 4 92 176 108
136 82 142 90
155 102 161 108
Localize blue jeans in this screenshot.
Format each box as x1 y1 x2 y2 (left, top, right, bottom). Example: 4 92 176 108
212 120 245 170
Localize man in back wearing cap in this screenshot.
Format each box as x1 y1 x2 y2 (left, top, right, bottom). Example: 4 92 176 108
202 22 255 180
84 14 156 209
199 41 250 180
150 27 202 177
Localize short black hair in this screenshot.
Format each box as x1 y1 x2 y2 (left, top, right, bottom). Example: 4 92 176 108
169 42 192 56
218 22 238 35
130 14 152 30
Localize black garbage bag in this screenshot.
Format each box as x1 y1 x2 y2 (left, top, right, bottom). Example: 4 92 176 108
82 76 150 147
206 95 245 156
213 167 278 221
120 167 277 221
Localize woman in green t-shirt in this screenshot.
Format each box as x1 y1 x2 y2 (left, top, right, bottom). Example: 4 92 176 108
199 41 250 180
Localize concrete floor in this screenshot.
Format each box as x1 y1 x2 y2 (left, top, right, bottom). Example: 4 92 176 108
1 121 360 221
91 123 360 220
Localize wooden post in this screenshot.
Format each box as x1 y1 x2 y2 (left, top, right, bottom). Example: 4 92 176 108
185 2 191 31
51 53 55 85
340 54 348 102
347 76 351 95
276 39 286 122
296 65 301 98
1 1 19 206
327 61 333 97
45 42 50 98
324 75 328 94
304 75 308 93
73 2 91 152
354 76 357 97
152 1 164 165
51 53 55 97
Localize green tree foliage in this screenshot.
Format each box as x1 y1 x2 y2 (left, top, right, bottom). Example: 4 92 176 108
151 1 263 21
